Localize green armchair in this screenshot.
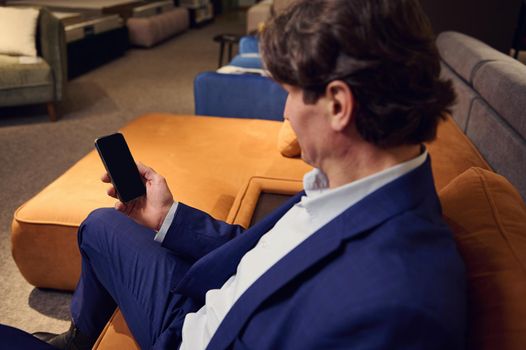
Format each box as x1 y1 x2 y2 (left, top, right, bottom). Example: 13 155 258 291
0 7 67 121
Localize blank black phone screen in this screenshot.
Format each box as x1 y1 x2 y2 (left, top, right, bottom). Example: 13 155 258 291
95 133 146 203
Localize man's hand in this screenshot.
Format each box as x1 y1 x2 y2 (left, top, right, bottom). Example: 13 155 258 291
102 162 174 231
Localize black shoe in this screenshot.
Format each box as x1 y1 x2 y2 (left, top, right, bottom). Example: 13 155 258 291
33 322 95 350
32 331 58 343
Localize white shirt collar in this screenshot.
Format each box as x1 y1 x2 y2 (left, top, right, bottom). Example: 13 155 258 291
300 149 428 226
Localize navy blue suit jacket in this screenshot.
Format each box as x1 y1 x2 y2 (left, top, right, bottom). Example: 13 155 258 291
158 158 466 349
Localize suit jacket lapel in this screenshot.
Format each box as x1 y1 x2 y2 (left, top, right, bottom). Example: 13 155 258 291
207 158 439 350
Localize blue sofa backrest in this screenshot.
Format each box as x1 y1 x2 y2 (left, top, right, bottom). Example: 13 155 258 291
194 71 287 121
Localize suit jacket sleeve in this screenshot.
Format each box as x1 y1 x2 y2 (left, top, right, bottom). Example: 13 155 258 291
161 203 245 262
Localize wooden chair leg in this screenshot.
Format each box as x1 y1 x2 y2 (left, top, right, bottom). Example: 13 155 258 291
46 102 59 122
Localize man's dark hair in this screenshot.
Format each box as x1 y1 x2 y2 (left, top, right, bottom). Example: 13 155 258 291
260 0 456 147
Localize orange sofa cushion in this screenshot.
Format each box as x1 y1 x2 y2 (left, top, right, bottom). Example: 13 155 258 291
426 116 491 190
277 119 301 158
439 167 526 350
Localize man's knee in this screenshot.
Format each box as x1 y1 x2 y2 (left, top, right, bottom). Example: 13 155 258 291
78 208 123 249
83 207 120 225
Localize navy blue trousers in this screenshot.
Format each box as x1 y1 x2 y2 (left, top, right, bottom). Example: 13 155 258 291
0 324 55 350
71 208 193 348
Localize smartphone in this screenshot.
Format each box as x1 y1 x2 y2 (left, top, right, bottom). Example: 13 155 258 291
94 133 146 203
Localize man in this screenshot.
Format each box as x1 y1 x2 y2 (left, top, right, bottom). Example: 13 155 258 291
36 0 466 348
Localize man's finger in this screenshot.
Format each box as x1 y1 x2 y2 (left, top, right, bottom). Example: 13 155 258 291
136 162 156 180
107 186 117 198
101 173 111 183
115 201 126 212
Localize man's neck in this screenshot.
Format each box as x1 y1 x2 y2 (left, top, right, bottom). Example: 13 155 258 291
323 143 422 189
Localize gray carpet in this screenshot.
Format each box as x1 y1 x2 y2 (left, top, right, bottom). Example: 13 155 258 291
0 10 245 335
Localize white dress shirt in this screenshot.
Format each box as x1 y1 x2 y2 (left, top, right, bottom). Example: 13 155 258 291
159 151 427 350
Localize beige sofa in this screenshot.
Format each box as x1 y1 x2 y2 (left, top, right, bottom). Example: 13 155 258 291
246 0 295 34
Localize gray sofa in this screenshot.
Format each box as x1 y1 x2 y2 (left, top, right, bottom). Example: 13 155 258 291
0 7 67 121
437 31 526 200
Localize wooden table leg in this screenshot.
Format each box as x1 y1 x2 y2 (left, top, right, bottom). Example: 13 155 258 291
47 102 59 122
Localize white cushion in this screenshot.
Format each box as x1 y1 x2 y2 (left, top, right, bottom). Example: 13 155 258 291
0 7 40 57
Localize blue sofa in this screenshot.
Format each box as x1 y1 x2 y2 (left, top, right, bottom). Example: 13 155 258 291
194 36 287 121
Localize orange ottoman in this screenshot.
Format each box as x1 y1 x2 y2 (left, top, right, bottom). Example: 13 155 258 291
11 114 311 291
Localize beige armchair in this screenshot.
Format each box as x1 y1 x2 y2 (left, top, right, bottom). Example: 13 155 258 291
246 0 296 34
0 7 67 121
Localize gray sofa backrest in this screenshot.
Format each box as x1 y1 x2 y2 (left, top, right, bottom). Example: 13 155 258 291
38 7 67 101
437 31 526 200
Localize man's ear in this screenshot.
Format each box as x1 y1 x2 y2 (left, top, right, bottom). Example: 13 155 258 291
325 80 354 131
